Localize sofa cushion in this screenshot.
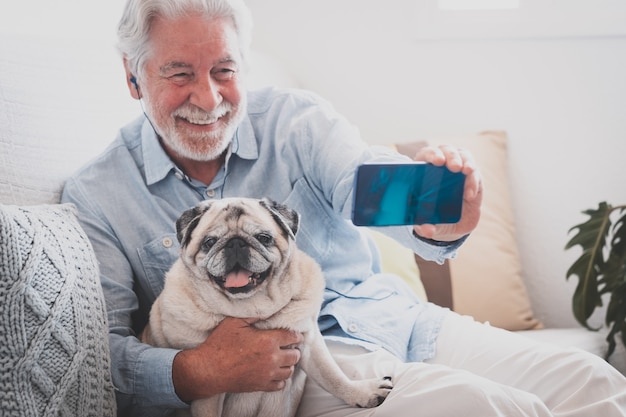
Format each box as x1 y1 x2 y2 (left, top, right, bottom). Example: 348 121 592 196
520 328 626 375
366 229 427 301
396 131 542 331
0 35 134 206
0 203 116 416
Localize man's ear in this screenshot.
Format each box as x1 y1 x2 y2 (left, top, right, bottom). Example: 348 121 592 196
123 58 141 100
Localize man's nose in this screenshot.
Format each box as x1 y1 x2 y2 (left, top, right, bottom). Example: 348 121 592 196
189 75 222 111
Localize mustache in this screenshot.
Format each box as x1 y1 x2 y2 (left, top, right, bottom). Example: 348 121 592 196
172 103 233 124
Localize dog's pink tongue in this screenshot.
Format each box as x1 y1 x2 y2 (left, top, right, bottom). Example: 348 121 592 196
224 270 252 288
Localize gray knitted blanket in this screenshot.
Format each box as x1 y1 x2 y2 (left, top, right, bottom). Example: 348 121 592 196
0 204 116 417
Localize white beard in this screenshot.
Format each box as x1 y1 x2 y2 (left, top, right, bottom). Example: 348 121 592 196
142 94 247 162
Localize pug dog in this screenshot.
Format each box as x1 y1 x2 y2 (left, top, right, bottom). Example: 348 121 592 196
141 197 393 417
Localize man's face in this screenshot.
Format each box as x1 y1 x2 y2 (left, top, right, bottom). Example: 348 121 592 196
138 13 247 162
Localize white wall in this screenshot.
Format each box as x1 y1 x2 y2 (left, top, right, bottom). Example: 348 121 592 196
0 2 123 40
0 1 134 140
1 0 624 327
246 0 626 327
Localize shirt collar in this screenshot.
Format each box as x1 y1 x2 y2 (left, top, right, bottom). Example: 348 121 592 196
142 120 176 186
228 112 259 161
141 112 259 186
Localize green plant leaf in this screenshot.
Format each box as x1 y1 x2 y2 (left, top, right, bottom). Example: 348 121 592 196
565 202 612 329
566 203 626 360
606 208 626 289
605 290 626 359
603 208 626 358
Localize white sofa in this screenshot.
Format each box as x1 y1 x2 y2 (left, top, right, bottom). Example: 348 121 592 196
1 31 624 415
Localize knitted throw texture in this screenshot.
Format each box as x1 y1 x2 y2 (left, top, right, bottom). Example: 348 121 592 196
0 204 116 417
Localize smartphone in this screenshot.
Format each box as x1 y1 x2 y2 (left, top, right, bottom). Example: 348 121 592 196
351 162 466 226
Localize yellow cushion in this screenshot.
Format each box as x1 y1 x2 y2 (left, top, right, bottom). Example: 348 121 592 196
366 229 427 302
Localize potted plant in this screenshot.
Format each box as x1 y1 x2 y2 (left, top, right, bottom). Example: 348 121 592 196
565 202 626 360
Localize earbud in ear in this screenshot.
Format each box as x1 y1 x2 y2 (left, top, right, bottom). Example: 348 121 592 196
130 76 139 90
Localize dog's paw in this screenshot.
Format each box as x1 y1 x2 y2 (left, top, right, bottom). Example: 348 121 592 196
353 376 393 408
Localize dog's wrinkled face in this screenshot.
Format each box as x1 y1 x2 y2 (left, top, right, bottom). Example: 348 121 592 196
175 197 299 299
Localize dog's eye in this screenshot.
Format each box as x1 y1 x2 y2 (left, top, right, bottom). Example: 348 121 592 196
255 233 274 246
202 237 218 251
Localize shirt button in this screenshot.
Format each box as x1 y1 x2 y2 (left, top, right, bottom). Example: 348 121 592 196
174 172 184 180
206 189 216 198
162 237 173 248
347 323 359 333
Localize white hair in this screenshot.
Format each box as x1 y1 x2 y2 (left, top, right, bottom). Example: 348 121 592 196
117 0 253 80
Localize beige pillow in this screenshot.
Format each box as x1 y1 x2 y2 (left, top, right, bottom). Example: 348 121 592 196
397 131 542 331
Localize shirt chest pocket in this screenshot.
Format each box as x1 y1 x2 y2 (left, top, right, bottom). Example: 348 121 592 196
137 233 180 302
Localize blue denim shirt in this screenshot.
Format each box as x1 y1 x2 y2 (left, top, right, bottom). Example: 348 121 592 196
62 87 459 414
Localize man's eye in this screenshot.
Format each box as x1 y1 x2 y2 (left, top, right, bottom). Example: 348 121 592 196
169 73 192 82
213 68 236 81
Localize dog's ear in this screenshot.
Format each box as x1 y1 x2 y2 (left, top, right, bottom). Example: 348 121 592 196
259 198 300 240
176 202 211 247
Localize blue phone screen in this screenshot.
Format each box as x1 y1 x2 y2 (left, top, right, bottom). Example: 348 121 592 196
352 163 465 226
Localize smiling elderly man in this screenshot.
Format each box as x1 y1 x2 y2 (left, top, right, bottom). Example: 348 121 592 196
62 0 626 416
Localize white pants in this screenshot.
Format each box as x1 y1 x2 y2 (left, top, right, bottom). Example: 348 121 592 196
296 311 626 417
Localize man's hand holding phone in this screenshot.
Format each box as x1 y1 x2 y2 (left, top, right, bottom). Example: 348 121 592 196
411 145 483 242
351 144 482 243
